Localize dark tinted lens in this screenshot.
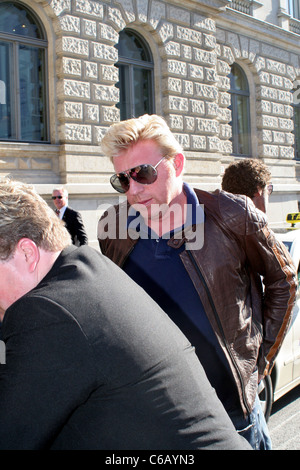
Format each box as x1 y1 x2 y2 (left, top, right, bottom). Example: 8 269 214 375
110 173 130 193
130 164 157 185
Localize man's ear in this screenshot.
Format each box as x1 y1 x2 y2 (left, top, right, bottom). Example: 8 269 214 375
173 153 185 177
253 185 263 197
17 238 40 273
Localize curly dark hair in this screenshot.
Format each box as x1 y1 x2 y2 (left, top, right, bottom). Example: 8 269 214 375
221 159 271 199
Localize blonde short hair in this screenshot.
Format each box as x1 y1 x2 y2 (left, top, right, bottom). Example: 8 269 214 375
52 186 68 196
101 114 183 160
0 178 71 260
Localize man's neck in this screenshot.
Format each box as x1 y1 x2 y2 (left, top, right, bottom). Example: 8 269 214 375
0 308 4 322
146 190 188 237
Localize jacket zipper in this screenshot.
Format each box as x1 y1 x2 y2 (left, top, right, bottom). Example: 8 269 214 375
186 250 251 416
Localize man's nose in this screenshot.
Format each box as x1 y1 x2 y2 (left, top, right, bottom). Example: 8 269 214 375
127 177 144 196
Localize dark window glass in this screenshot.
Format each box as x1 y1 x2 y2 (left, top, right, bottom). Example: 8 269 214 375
0 2 48 142
229 63 251 156
293 103 300 159
0 2 43 38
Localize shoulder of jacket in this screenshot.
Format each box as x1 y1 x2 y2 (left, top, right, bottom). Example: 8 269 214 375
65 206 76 215
194 188 267 236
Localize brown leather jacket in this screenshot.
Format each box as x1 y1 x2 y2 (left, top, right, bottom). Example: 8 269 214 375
98 188 297 416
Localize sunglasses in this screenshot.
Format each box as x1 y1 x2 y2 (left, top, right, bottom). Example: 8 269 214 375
267 184 273 196
110 157 166 194
52 195 63 200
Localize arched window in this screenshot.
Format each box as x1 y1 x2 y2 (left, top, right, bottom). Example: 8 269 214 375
229 63 251 156
0 1 48 142
116 29 154 120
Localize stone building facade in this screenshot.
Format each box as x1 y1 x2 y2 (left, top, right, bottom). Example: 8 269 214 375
0 0 299 246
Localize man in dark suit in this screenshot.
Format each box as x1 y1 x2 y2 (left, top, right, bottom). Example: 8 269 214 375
52 187 88 246
0 178 251 450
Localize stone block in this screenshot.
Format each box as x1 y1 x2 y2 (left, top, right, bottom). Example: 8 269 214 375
59 15 80 33
191 135 207 150
193 48 217 66
84 103 99 122
194 83 218 101
176 26 202 45
83 61 98 79
190 99 205 115
92 43 118 62
62 79 90 99
64 123 92 142
62 58 82 76
75 0 104 18
61 37 89 56
94 84 119 103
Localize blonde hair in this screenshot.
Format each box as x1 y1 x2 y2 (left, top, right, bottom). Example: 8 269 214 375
101 114 183 160
0 178 71 260
52 186 68 196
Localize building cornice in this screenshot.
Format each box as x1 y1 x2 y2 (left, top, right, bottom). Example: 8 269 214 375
217 6 300 53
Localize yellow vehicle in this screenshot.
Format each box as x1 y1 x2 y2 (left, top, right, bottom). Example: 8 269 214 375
286 212 300 228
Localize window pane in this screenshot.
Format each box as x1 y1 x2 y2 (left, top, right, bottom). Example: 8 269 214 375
236 95 250 154
116 29 154 120
117 30 149 61
230 64 248 92
0 2 43 38
229 63 251 155
0 41 13 139
133 67 152 117
19 45 46 141
117 65 131 121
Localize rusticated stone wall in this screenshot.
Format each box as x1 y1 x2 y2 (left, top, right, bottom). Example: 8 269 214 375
0 0 299 246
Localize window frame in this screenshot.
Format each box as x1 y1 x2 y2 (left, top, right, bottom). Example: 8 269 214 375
288 0 300 19
293 102 300 159
0 3 49 143
229 63 252 157
116 28 155 121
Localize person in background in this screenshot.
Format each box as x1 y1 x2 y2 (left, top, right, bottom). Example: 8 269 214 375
221 158 273 214
52 187 88 246
0 178 251 450
98 114 297 450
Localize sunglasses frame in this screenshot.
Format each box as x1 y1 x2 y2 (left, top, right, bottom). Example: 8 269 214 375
110 156 166 194
52 195 63 200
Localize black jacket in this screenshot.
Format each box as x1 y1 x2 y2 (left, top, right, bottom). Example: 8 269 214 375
63 206 88 246
0 246 250 450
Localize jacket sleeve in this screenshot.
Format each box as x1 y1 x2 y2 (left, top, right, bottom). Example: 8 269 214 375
0 297 95 449
225 195 297 376
72 211 88 246
246 223 297 375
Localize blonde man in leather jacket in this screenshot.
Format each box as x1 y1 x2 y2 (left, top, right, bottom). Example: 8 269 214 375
98 114 297 450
